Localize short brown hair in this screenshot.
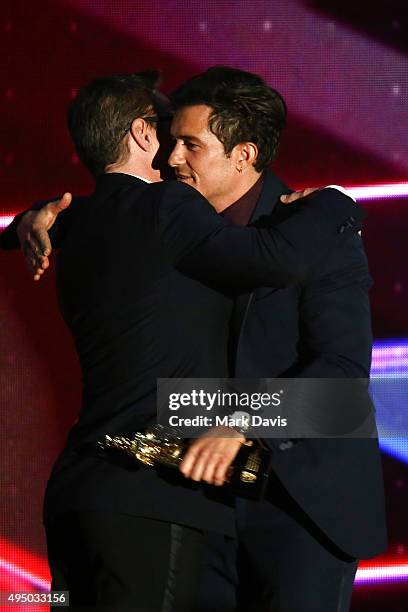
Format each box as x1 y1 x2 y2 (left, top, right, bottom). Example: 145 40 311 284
67 71 160 177
171 66 286 171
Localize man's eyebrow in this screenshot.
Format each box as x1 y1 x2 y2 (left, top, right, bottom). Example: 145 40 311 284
170 133 204 144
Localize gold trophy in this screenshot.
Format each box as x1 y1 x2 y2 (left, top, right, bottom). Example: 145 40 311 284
97 424 268 486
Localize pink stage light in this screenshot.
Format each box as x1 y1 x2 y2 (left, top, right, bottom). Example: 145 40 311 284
0 215 16 230
347 183 408 201
0 558 50 592
0 536 50 592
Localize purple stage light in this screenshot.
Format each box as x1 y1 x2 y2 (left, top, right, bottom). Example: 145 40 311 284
371 340 408 373
355 562 408 585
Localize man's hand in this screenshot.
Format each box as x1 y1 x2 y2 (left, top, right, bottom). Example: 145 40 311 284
180 426 245 486
17 192 72 281
280 188 319 204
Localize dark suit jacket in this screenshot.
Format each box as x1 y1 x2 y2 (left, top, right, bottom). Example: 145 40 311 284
231 171 387 558
0 172 367 538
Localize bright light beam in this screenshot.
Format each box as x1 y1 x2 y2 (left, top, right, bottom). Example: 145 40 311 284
0 558 49 592
0 215 16 230
347 183 408 201
1 554 408 588
355 562 408 585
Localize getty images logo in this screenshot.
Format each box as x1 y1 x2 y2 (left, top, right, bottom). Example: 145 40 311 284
168 389 283 411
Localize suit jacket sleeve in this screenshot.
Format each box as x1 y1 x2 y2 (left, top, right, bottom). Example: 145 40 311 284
156 181 364 289
262 231 375 452
297 231 373 378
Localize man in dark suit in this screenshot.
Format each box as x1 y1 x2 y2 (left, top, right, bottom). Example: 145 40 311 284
0 71 363 610
166 67 387 612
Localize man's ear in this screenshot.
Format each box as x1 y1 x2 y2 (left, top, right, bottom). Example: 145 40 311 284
236 142 258 169
129 118 153 152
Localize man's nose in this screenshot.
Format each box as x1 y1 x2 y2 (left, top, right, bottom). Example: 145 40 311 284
168 142 185 167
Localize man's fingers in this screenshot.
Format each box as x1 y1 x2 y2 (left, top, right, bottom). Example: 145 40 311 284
213 457 231 486
195 449 234 486
280 188 319 204
33 264 48 281
302 187 319 198
24 238 49 267
33 268 44 281
33 192 73 237
179 445 200 478
23 240 49 280
180 441 215 481
16 205 59 281
60 192 73 208
189 448 213 482
48 192 73 215
190 458 207 482
26 233 47 258
29 228 53 257
34 256 49 271
201 453 223 485
180 434 243 486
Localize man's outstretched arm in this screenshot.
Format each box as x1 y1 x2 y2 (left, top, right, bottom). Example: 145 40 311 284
0 193 73 279
0 184 320 283
1 181 355 289
157 181 363 290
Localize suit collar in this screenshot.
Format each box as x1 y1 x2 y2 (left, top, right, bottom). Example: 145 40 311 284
94 172 150 195
249 170 291 223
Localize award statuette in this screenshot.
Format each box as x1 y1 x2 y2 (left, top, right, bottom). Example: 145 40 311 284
97 424 269 488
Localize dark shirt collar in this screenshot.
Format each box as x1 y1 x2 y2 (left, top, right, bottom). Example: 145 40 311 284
221 173 265 226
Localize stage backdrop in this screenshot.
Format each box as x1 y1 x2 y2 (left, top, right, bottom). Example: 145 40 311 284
1 1 407 610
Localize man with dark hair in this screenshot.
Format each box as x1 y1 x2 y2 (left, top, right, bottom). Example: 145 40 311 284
164 66 386 612
171 66 286 172
0 70 363 611
66 70 172 181
68 72 157 177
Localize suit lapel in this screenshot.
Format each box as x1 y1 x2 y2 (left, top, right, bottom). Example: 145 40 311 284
231 171 291 374
249 170 290 223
